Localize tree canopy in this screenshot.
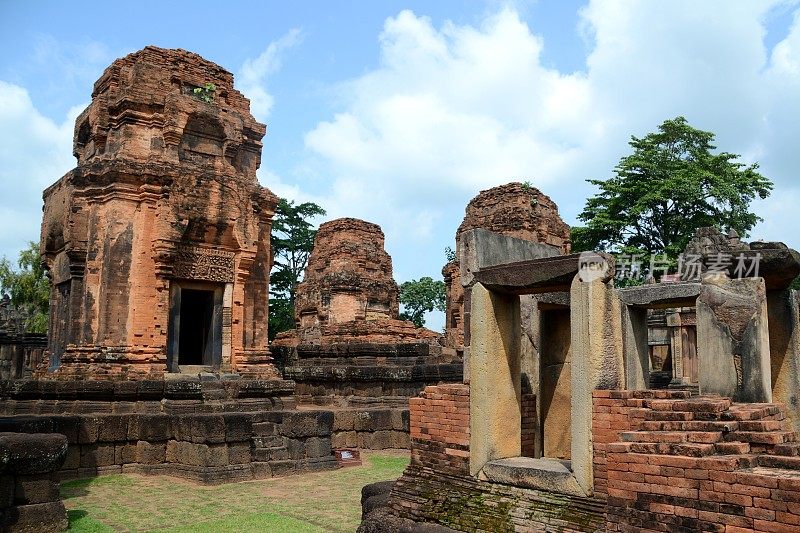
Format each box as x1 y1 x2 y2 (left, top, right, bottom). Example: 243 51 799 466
269 198 326 340
571 116 773 260
0 242 49 333
399 276 446 328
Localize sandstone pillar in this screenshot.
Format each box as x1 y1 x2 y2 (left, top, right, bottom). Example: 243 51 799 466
570 273 623 495
697 275 772 403
767 289 800 432
622 305 649 390
469 283 521 476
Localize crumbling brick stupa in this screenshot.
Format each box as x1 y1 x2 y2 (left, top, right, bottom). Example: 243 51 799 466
442 182 571 351
272 218 461 449
39 46 279 380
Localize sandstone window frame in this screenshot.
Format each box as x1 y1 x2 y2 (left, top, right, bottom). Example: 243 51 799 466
468 268 622 497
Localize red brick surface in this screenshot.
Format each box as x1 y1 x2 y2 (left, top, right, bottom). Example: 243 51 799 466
594 390 800 532
408 384 470 474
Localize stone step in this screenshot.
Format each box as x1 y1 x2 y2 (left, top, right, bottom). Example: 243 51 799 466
723 405 783 421
647 399 725 413
774 443 800 457
757 455 800 470
714 441 750 455
613 442 716 457
640 420 738 433
725 431 796 445
252 446 289 462
620 431 723 444
643 410 694 422
737 420 789 432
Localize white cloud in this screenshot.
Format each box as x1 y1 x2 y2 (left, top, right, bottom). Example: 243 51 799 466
238 29 302 121
0 81 83 260
287 1 800 281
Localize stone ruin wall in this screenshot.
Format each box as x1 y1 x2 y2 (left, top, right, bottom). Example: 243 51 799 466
377 385 800 533
0 298 47 380
39 46 279 380
442 182 571 350
358 219 800 532
0 380 338 486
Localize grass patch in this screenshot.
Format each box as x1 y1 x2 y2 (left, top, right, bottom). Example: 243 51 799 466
63 451 408 533
67 510 115 533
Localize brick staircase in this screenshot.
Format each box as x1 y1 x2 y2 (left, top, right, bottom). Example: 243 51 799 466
600 390 800 531
614 395 800 472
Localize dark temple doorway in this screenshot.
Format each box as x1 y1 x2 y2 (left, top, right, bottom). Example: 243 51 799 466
178 289 214 365
168 282 223 372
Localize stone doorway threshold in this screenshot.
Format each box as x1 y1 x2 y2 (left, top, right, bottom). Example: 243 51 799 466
165 365 240 381
479 456 588 497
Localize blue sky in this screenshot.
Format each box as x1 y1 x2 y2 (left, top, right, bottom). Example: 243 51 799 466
2 1 800 330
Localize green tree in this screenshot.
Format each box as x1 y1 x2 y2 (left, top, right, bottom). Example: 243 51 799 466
269 198 326 340
0 242 49 333
399 276 446 328
571 117 773 264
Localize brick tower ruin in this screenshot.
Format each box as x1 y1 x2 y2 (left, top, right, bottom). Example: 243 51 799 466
442 182 571 350
39 46 279 379
294 218 401 333
272 218 460 448
272 218 457 401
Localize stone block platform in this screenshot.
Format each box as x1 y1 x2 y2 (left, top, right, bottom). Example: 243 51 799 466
0 379 338 484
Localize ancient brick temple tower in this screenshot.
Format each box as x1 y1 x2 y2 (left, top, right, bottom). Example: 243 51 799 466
442 182 571 350
294 218 400 331
39 46 279 379
272 217 459 414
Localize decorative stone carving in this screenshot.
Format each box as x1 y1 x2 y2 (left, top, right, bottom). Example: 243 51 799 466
172 245 235 283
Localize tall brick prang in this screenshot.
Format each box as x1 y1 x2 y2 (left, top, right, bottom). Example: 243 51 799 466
39 46 279 379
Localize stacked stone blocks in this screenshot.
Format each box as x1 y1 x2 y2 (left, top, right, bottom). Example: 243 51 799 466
0 432 68 532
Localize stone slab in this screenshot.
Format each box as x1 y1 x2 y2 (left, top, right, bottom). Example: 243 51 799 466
617 282 701 308
481 456 587 496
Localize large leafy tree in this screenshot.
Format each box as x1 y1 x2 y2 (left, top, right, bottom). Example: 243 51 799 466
0 242 49 333
571 117 773 260
399 277 446 328
269 198 326 340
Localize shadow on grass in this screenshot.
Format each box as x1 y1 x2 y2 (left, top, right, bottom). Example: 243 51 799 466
62 475 136 498
67 510 114 533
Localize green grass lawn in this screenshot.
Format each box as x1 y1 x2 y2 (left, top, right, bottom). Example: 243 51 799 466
62 451 409 533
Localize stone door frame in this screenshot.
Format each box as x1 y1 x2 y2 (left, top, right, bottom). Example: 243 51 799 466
166 280 226 372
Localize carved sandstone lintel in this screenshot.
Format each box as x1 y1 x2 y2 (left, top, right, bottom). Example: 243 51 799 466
172 245 235 283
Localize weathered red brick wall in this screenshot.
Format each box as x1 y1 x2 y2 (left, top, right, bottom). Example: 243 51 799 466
408 384 470 475
594 390 800 532
521 391 537 457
